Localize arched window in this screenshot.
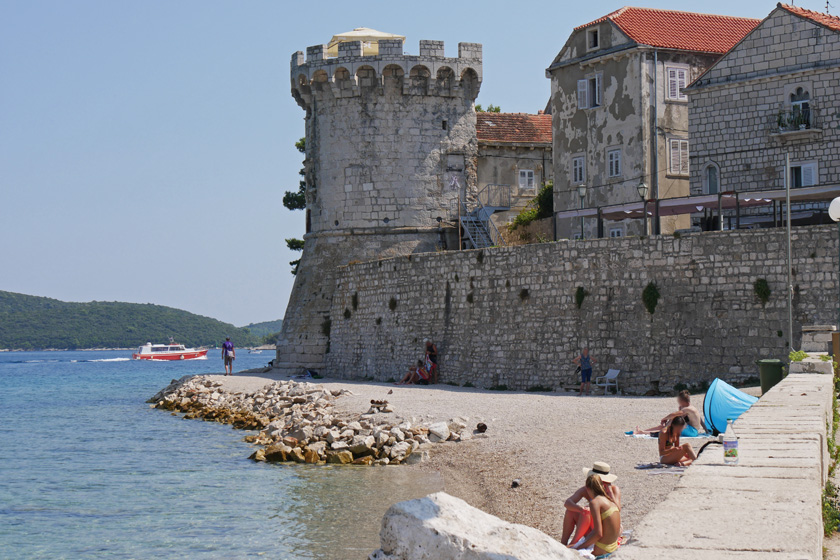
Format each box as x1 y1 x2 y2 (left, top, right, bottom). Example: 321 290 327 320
790 87 811 129
703 162 720 195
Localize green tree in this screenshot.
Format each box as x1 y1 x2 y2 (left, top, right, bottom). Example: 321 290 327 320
286 238 304 275
283 138 307 211
476 104 501 113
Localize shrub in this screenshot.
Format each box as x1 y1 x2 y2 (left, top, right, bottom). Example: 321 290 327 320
454 274 459 282
463 381 475 388
386 377 396 383
488 384 509 391
753 278 771 305
467 292 474 304
824 481 840 536
388 297 397 311
789 350 808 362
526 385 553 392
444 381 459 386
505 279 511 288
575 286 589 309
642 282 660 315
476 250 484 264
320 319 331 337
508 182 554 231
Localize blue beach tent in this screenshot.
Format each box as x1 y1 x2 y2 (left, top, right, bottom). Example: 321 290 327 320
703 378 759 435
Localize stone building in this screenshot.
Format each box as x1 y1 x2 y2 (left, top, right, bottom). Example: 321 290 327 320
276 34 482 372
686 3 840 228
475 111 553 238
546 7 758 239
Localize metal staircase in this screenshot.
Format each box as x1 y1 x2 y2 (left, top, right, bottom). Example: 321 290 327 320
458 184 511 249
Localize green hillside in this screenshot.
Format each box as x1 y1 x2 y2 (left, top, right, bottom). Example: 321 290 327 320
241 319 283 338
0 291 259 350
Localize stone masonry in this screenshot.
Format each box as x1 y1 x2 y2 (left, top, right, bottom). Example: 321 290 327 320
276 38 482 372
324 226 838 394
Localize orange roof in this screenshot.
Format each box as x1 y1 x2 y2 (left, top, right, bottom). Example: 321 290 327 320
780 3 840 32
476 113 552 145
575 7 760 54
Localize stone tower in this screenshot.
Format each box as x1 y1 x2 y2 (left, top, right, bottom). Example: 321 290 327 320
275 37 483 372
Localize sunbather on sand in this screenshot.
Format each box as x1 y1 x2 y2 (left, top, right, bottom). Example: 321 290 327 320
561 462 621 550
658 416 697 466
566 473 622 558
395 360 426 385
634 390 705 436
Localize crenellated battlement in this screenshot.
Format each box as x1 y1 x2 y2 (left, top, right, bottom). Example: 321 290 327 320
291 40 482 108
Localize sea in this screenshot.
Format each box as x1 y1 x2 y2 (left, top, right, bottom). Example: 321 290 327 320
0 350 443 560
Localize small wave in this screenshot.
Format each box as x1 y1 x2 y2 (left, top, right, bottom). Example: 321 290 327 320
87 358 131 363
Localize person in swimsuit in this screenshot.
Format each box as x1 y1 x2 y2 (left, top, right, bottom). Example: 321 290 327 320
634 390 705 436
572 348 596 396
567 473 622 558
395 360 426 385
561 462 621 550
424 339 438 384
658 415 697 466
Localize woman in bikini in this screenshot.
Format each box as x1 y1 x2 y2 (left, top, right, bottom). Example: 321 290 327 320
658 415 698 466
567 473 622 558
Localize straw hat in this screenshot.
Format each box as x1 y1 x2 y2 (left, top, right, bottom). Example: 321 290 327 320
583 461 617 483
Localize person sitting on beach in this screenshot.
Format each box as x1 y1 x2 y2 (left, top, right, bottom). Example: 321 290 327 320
395 360 429 386
565 472 622 558
561 462 621 550
634 390 705 437
658 415 697 466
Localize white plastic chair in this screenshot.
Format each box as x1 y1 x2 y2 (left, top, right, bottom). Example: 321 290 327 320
595 369 621 395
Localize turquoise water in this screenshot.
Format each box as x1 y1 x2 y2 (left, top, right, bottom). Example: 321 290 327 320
0 351 441 559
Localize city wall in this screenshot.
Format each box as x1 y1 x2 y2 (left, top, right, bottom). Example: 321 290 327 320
323 226 838 394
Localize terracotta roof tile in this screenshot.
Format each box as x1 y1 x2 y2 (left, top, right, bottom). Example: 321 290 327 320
780 3 840 32
476 113 552 145
575 7 760 54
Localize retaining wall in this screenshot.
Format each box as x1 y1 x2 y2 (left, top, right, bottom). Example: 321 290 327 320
324 226 838 394
619 372 835 559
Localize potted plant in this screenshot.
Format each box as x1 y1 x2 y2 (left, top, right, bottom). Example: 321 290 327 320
776 111 787 132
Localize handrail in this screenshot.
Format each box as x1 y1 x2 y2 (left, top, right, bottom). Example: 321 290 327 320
771 106 819 133
477 184 512 209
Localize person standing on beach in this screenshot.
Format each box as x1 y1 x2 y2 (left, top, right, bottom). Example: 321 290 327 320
222 337 235 376
573 347 596 396
424 339 438 384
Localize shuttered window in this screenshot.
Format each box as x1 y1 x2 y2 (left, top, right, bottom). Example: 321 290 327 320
577 79 588 109
791 162 818 188
607 149 621 178
666 67 688 101
577 74 602 109
519 169 535 190
669 139 689 176
572 156 585 183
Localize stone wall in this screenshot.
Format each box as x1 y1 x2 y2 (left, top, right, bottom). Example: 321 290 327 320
324 226 838 394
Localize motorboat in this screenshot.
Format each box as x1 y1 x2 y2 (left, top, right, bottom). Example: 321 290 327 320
132 342 208 361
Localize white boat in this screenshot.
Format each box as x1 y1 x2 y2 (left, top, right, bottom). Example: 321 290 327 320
249 349 262 354
132 342 208 361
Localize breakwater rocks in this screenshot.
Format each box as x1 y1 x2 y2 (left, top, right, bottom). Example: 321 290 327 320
148 376 474 466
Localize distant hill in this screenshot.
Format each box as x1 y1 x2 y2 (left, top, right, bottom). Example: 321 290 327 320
241 319 283 338
0 290 258 350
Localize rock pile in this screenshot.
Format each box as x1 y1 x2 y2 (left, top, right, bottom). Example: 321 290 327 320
148 375 474 467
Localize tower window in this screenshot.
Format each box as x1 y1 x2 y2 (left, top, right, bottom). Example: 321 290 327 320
442 120 448 130
587 28 599 50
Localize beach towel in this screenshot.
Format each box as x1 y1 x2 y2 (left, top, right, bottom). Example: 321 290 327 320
624 431 713 440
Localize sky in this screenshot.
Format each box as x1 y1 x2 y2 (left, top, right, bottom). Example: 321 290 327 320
0 0 796 326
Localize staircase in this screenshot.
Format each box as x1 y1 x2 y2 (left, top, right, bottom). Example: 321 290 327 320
458 184 511 250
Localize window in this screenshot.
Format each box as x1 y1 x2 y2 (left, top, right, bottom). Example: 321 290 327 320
587 28 599 50
442 119 448 130
572 156 585 183
607 149 621 178
790 162 818 188
666 66 688 101
790 87 811 128
518 169 535 190
577 73 602 109
704 164 719 195
609 227 624 238
669 139 689 176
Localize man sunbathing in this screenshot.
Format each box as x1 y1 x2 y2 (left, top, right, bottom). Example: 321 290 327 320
634 390 705 437
394 360 426 385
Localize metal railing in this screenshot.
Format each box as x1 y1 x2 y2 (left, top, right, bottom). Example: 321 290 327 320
772 107 819 133
477 183 512 209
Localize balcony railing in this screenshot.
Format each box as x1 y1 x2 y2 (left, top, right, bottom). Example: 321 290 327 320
772 107 819 133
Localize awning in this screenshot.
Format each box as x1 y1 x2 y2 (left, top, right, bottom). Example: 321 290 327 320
326 28 405 57
555 184 840 222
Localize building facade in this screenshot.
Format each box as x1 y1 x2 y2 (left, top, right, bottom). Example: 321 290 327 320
686 4 840 228
547 7 758 239
277 36 482 372
475 111 553 234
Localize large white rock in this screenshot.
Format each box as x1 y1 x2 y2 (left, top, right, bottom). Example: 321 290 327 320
370 492 577 560
427 422 450 443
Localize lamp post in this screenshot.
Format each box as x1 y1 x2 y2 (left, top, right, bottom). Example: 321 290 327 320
577 184 587 239
829 197 840 330
637 181 649 236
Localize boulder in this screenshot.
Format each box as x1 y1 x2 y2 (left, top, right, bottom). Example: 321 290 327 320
308 441 327 456
330 441 350 451
349 435 376 455
447 418 468 433
326 450 354 464
390 441 412 462
288 426 314 443
374 457 390 466
303 448 320 464
325 430 340 443
288 447 306 463
370 492 577 560
347 421 363 432
390 427 405 442
427 422 450 443
404 450 429 465
249 448 266 462
353 456 374 466
375 430 390 447
263 444 289 462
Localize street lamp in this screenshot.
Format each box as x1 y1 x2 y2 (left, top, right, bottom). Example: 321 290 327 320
637 181 649 235
829 197 840 329
577 184 587 239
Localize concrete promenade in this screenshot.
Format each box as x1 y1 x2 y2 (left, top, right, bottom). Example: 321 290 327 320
619 373 834 559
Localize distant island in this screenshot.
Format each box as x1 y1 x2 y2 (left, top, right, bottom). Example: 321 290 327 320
0 290 282 351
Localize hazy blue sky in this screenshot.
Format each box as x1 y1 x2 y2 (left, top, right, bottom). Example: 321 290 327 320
0 0 787 326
